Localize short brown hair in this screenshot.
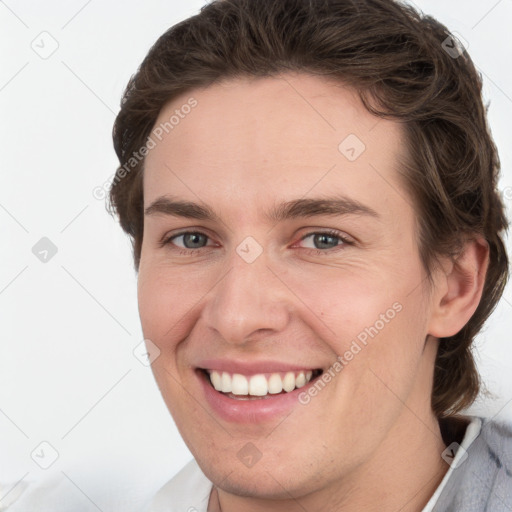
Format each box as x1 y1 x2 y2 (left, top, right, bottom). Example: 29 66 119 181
108 0 509 418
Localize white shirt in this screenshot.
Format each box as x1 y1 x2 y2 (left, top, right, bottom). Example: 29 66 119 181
421 415 482 511
145 416 483 512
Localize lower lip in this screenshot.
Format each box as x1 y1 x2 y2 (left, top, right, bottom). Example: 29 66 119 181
197 370 321 424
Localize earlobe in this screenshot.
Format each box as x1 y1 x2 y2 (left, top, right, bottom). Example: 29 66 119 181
427 237 489 339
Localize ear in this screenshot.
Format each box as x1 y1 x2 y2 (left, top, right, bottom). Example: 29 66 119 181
427 237 490 338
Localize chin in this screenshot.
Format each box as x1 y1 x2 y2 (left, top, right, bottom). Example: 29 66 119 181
199 455 317 500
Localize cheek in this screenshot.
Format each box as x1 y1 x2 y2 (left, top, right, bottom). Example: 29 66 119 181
294 261 428 397
137 266 193 349
137 262 223 366
279 263 401 345
339 295 429 424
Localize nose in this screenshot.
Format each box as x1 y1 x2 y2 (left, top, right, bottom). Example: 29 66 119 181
201 246 291 345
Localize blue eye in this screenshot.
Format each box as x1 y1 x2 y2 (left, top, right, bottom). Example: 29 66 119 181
299 231 349 250
162 231 212 251
160 229 353 256
174 232 208 249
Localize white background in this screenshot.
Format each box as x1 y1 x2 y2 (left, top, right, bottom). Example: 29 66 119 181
1 0 511 510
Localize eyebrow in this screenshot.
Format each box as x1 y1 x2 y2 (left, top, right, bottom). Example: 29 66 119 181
144 195 380 223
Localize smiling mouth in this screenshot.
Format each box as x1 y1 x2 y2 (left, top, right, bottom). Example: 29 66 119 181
199 368 324 400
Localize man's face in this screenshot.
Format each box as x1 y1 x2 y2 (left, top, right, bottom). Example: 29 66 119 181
138 74 440 498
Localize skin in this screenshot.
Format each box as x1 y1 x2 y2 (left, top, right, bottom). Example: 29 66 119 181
138 73 489 512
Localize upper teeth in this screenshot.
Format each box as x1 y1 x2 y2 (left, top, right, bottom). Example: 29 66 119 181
207 370 314 396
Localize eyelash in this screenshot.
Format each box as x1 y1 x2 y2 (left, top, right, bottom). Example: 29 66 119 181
159 229 354 256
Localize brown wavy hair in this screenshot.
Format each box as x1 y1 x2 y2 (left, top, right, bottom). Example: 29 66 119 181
108 0 509 418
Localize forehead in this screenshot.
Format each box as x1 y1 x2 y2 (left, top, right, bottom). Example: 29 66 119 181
142 73 410 219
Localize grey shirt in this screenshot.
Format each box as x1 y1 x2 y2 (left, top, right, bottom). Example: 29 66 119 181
432 416 512 511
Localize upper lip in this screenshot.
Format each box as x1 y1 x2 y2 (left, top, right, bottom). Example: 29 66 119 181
196 358 321 375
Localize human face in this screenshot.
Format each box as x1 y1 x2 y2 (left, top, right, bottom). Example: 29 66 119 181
138 73 443 507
